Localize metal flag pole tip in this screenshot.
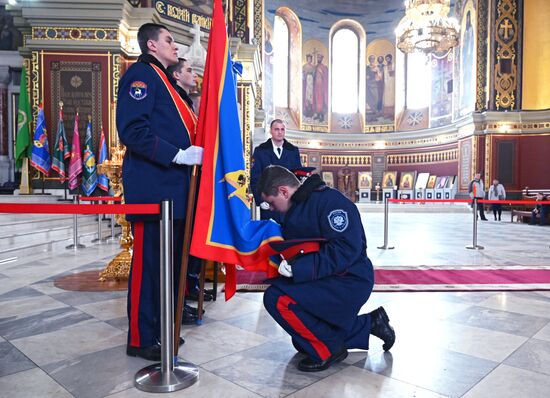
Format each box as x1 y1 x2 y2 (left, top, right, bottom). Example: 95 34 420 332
134 200 198 393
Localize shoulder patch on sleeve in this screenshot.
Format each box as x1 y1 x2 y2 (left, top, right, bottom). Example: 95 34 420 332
328 209 348 232
129 81 148 100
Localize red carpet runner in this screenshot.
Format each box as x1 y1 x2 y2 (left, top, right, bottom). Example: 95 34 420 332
235 268 550 292
373 267 550 292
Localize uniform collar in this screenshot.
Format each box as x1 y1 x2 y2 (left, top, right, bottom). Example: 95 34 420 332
291 174 325 204
138 53 177 87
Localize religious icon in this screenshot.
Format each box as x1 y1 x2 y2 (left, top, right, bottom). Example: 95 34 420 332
382 171 397 189
437 176 448 189
426 175 437 189
365 39 395 125
337 166 356 202
302 53 315 118
415 172 430 189
358 171 372 189
459 3 476 115
399 171 416 190
322 171 334 188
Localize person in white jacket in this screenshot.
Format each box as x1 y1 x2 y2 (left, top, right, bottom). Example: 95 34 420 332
488 179 506 221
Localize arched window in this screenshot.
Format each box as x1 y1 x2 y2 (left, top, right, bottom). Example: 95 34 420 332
273 15 289 108
406 52 431 109
332 28 359 113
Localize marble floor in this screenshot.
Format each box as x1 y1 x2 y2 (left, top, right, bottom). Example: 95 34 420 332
1 206 550 397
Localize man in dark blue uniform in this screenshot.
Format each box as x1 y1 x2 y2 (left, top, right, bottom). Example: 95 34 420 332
117 23 203 361
168 57 214 305
257 165 395 372
250 119 302 222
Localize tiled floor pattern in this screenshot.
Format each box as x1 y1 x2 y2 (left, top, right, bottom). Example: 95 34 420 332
1 208 550 397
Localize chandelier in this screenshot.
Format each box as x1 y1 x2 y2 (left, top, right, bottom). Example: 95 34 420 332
395 0 460 54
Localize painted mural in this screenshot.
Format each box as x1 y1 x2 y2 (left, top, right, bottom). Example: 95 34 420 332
263 19 274 122
262 0 460 132
366 39 395 126
302 39 329 128
458 0 476 117
430 49 454 127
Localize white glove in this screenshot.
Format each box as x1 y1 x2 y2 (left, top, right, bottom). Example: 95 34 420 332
278 259 293 277
173 146 203 165
260 201 270 210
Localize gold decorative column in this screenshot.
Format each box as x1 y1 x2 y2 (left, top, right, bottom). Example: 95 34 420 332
493 0 520 110
97 144 132 281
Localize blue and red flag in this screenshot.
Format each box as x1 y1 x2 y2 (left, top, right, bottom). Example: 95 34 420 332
190 0 282 299
81 119 98 195
97 125 110 192
67 113 83 190
30 104 51 175
52 109 70 182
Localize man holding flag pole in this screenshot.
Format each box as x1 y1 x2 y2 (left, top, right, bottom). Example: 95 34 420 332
116 21 203 361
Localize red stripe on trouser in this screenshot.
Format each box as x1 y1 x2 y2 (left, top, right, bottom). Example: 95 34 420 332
276 295 331 360
129 222 144 347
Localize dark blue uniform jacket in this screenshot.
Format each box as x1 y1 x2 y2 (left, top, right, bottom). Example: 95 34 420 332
270 175 374 327
250 139 302 204
117 55 193 221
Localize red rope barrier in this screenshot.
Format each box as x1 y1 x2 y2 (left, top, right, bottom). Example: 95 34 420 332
479 199 544 205
388 198 471 204
388 198 544 205
0 203 160 215
79 196 122 202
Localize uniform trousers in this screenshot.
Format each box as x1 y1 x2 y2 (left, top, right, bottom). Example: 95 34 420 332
263 285 372 361
127 219 185 348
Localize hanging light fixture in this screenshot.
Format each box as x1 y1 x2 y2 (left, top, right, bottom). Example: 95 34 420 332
395 0 460 54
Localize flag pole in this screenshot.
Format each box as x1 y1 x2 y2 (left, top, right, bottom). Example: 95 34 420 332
41 171 47 194
19 158 31 194
173 164 200 356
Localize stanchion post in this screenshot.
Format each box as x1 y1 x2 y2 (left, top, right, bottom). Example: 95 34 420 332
466 198 484 250
105 200 117 243
377 197 394 250
66 195 85 250
134 200 198 393
92 200 104 243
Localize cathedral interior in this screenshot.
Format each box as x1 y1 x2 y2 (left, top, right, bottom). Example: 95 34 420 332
0 1 550 397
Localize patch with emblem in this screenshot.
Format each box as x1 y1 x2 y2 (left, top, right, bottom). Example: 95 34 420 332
328 209 348 232
129 81 147 100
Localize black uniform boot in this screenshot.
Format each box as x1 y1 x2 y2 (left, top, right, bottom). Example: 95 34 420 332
369 306 396 351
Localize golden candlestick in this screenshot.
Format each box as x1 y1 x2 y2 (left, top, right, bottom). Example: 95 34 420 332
97 143 132 281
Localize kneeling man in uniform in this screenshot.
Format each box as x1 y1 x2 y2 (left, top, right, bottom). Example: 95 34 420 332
258 165 395 372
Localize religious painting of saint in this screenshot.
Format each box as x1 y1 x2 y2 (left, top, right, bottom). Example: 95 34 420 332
322 171 334 188
358 172 372 189
399 171 416 190
313 53 328 122
263 20 274 119
437 176 448 189
426 175 437 189
415 172 430 189
382 171 397 189
430 50 454 128
459 1 476 116
302 53 315 118
366 39 395 125
302 40 328 127
337 166 356 202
